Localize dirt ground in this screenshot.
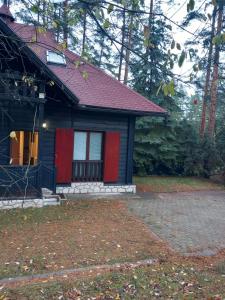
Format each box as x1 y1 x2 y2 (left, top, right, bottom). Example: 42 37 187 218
0 199 170 279
1 195 225 299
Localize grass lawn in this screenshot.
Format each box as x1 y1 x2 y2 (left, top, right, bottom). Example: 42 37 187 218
1 196 225 298
134 176 224 193
3 256 225 299
0 199 169 279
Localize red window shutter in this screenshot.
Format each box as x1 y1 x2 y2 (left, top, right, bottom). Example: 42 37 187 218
103 132 120 183
55 128 74 184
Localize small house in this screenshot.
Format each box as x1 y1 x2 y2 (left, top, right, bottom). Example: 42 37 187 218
0 4 166 199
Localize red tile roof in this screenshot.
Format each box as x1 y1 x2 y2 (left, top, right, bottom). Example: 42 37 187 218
7 21 166 114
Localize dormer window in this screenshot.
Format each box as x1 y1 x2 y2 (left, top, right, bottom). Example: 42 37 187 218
46 50 66 66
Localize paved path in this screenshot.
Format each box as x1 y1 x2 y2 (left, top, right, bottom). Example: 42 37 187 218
127 190 225 256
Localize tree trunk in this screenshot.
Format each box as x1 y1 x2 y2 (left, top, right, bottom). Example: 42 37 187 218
53 2 59 42
63 0 69 48
146 0 154 87
124 14 133 85
146 0 154 55
208 4 224 137
37 0 40 24
81 10 87 56
149 0 154 30
42 0 47 27
99 36 105 67
200 7 216 137
118 5 126 81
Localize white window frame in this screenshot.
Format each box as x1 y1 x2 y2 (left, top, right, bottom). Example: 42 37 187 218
46 50 66 65
73 131 103 162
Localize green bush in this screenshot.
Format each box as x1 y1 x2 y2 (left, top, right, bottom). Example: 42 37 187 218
134 118 225 178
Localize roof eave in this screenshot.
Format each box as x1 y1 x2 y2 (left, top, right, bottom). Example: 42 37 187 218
77 104 168 117
0 19 79 105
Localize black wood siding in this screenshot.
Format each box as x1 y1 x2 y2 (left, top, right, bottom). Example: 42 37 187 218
0 104 10 165
45 102 133 184
0 129 9 165
0 101 135 187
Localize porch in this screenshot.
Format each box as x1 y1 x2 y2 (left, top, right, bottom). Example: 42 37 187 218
0 69 51 199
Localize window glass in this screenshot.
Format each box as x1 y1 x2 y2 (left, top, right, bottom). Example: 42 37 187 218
89 132 102 160
47 50 66 65
73 132 87 160
10 131 38 166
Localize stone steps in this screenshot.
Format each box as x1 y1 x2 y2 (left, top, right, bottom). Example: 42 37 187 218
43 198 59 206
71 182 104 188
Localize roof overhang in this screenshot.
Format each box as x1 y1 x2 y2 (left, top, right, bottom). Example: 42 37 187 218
77 104 168 117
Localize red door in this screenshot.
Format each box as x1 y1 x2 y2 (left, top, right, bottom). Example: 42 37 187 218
103 132 120 183
55 128 74 183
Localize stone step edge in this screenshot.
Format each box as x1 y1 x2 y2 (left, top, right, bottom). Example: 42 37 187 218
56 185 136 194
71 182 104 188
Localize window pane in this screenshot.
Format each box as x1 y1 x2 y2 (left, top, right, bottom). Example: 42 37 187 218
47 50 66 65
89 132 102 160
73 132 87 160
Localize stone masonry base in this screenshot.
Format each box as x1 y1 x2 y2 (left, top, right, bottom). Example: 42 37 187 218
0 198 59 210
0 183 136 210
56 182 136 194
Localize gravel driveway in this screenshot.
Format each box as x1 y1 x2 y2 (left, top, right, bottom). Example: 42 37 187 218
127 190 225 256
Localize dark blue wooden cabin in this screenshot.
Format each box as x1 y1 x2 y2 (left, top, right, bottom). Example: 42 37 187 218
0 4 166 199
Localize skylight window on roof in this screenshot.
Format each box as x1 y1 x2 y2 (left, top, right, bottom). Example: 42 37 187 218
46 50 66 65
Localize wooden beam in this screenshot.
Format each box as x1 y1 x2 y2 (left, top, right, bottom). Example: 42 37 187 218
37 103 44 194
0 71 44 82
0 94 46 104
126 116 136 184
